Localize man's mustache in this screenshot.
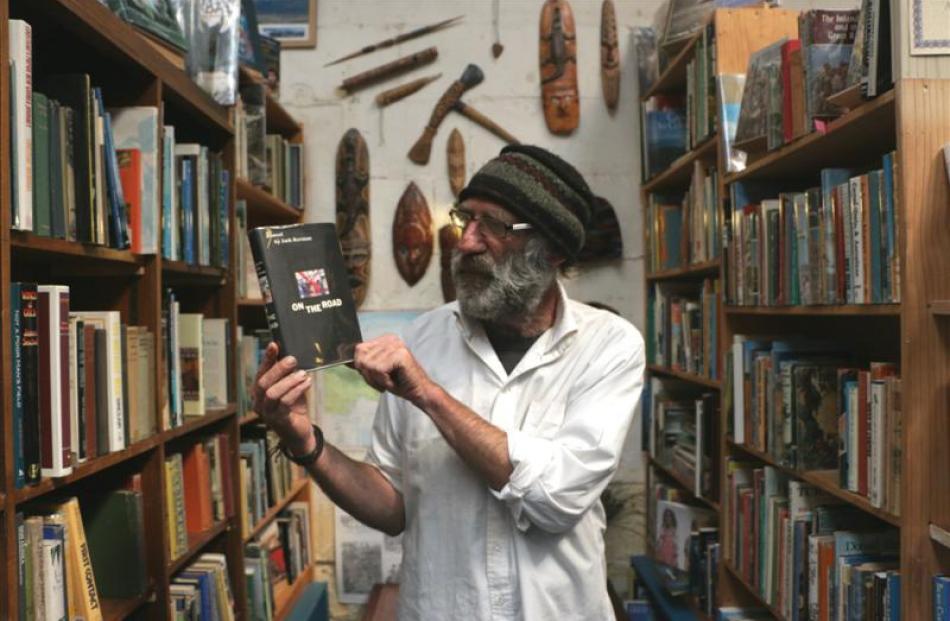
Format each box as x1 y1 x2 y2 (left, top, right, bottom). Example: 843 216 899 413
452 251 495 276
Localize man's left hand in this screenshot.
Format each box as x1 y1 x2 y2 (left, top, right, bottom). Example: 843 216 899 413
354 335 434 406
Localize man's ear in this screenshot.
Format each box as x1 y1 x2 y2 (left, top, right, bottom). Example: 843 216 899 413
547 253 566 268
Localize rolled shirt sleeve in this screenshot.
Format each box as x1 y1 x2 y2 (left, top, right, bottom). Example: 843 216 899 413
493 335 645 534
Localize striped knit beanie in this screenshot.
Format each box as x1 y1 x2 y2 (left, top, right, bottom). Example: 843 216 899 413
458 145 594 260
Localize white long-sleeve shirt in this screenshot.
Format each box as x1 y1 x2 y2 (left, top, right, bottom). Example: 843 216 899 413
366 285 645 620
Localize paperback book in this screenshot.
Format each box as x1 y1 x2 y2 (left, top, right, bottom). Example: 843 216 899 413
248 223 361 371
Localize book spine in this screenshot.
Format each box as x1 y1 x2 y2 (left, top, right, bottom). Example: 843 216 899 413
12 283 25 488
247 229 287 355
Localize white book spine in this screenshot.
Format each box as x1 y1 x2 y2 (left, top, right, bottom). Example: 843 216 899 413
870 380 886 508
9 20 32 231
732 337 745 444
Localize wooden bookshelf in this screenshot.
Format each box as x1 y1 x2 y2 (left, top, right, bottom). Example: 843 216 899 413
240 411 260 426
642 133 719 194
237 177 303 224
245 477 310 543
0 0 312 617
721 559 787 621
648 455 720 513
728 440 901 527
646 260 721 282
275 563 316 621
641 28 705 100
930 524 950 549
647 364 721 390
929 300 950 316
724 304 901 317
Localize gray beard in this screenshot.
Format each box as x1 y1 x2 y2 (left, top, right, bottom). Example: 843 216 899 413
451 236 557 323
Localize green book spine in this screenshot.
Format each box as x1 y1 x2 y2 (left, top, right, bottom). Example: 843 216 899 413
32 93 51 237
48 100 65 239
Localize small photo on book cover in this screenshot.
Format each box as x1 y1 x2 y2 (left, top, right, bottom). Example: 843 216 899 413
249 223 362 371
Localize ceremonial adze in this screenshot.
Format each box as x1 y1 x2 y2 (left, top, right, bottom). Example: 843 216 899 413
408 64 484 165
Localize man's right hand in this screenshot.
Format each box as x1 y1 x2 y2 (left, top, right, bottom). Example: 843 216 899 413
253 342 316 457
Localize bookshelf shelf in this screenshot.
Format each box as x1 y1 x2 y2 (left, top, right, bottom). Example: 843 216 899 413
244 477 309 544
725 90 896 184
275 563 316 621
642 133 719 193
641 28 705 101
10 231 142 269
162 260 228 285
728 440 902 527
239 411 260 426
14 438 156 505
100 587 154 621
929 300 950 316
629 555 702 621
930 524 950 549
724 304 901 317
648 455 720 513
238 64 301 139
646 259 721 282
167 519 230 576
238 297 265 307
164 404 238 443
721 559 786 621
647 364 720 390
237 177 302 224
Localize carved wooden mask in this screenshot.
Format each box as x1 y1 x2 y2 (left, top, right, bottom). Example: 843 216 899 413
447 128 465 198
393 182 433 286
335 128 371 307
539 0 579 135
601 0 620 111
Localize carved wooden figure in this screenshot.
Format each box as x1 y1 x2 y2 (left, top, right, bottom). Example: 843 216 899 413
447 128 465 197
439 224 460 302
539 0 579 135
601 0 620 111
393 182 433 286
335 128 371 307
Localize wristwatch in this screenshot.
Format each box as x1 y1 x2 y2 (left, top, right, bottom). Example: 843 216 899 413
278 424 325 466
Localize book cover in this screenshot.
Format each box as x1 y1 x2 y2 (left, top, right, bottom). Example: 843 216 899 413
248 223 362 371
109 106 159 253
81 490 147 599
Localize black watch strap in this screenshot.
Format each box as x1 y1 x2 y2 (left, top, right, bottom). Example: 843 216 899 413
278 424 324 466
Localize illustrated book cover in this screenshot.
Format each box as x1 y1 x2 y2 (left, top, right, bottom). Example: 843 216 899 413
249 223 362 371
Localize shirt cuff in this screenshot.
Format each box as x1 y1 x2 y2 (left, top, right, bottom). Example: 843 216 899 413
492 430 555 530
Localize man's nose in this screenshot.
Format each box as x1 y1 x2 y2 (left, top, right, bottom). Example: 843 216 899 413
456 221 485 253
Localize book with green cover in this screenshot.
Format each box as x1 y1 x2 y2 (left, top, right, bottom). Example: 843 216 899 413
248 223 362 371
32 92 51 237
81 490 147 599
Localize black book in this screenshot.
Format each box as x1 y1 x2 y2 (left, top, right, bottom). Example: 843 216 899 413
13 283 41 485
248 223 361 371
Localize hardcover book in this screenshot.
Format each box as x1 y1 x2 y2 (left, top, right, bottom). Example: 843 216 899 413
248 223 362 371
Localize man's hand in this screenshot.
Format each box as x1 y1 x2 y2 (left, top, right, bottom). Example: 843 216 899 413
354 335 435 406
253 342 316 456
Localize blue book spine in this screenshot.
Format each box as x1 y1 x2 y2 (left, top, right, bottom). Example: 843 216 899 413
11 283 23 488
162 131 174 260
96 88 129 250
181 159 195 265
887 573 900 621
936 576 950 621
218 169 230 268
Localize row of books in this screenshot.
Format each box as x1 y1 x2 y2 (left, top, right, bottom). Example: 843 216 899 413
237 327 270 417
685 22 717 150
16 490 147 621
728 335 902 516
162 291 233 429
235 82 304 209
9 283 155 484
641 95 686 181
170 553 235 621
647 279 720 380
644 378 719 500
239 426 301 538
645 162 721 272
164 434 235 561
726 464 900 621
727 153 901 307
245 502 313 619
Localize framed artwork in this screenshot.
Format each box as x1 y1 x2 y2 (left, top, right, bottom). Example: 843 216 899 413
253 0 317 49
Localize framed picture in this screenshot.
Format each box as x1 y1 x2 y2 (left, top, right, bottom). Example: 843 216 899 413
239 0 266 72
253 0 317 49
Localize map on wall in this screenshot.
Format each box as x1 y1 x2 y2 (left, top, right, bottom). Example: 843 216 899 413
315 310 423 455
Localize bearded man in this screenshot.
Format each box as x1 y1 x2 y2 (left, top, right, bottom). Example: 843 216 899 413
253 145 645 620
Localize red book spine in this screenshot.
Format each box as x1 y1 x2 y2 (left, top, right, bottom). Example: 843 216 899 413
182 444 204 534
217 433 234 519
38 291 52 472
83 325 97 459
781 40 803 144
58 291 71 469
116 149 142 253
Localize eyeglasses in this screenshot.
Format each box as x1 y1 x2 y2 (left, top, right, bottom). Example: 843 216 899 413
449 207 533 239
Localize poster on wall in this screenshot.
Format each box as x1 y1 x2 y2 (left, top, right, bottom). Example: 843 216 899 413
253 0 317 48
315 310 423 455
335 506 402 604
911 0 950 55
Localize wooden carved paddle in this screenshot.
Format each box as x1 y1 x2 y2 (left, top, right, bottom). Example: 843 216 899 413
601 0 620 112
335 128 371 307
408 64 484 165
393 182 433 286
539 0 579 134
439 224 461 302
447 129 465 197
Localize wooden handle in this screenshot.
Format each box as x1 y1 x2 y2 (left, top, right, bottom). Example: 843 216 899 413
453 102 520 145
408 65 483 165
375 73 442 108
339 47 438 94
